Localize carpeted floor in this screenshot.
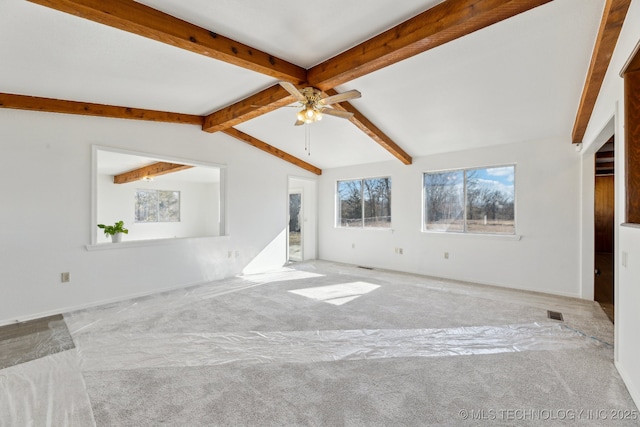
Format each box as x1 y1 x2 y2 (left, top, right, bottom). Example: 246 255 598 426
0 261 638 425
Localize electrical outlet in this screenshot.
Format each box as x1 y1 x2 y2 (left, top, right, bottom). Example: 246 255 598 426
235 251 240 258
61 272 70 283
444 252 449 259
352 243 355 249
399 248 403 255
228 251 232 258
622 251 628 268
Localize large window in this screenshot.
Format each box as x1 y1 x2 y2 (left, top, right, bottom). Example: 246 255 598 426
337 177 391 228
424 166 515 234
135 189 180 223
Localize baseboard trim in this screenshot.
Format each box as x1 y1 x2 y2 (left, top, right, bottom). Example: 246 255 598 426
0 278 215 328
318 257 582 300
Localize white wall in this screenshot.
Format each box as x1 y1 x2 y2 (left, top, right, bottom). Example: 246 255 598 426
0 108 316 325
319 136 582 297
581 0 640 407
97 174 220 242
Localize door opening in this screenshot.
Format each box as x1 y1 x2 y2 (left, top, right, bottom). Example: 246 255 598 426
288 192 302 262
594 136 615 322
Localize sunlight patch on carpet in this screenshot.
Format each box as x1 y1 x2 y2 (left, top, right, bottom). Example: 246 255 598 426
289 282 380 305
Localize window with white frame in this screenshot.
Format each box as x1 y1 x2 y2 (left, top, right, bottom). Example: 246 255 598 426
337 177 391 228
423 166 515 234
135 189 180 223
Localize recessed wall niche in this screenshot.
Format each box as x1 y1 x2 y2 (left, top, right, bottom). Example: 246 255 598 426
93 147 225 244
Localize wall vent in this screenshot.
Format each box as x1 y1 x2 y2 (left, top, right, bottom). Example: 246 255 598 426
547 310 564 321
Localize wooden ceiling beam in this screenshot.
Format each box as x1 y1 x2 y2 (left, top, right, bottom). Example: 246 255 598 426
22 0 557 166
572 0 632 144
325 89 412 165
114 162 193 184
307 0 553 90
0 92 315 176
0 92 203 125
26 0 306 84
203 0 553 136
625 50 640 74
222 128 322 175
202 85 295 133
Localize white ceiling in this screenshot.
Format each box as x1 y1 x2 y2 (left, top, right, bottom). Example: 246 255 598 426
0 0 604 170
135 0 446 69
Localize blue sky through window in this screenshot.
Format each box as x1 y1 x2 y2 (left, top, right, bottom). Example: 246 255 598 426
470 166 514 200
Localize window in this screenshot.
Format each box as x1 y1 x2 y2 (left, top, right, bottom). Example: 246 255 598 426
424 166 515 234
135 189 180 223
337 177 391 228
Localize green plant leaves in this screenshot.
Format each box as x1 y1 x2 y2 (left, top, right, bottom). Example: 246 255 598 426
97 221 129 237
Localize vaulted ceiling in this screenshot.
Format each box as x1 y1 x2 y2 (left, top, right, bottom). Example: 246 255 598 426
0 0 630 173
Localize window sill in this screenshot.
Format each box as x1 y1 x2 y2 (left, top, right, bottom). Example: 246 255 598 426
335 227 395 232
422 231 522 241
86 235 228 251
621 223 640 229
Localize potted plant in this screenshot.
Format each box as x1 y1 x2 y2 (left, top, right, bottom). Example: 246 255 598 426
98 220 129 243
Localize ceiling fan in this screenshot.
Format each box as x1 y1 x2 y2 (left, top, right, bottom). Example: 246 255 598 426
279 82 361 126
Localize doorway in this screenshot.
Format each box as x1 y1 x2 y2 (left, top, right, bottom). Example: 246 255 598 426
287 176 318 262
594 137 615 322
288 192 303 262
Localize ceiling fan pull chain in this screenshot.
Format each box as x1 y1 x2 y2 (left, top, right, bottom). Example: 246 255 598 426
305 123 311 155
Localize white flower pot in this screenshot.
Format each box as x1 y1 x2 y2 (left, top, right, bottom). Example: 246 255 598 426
111 233 122 243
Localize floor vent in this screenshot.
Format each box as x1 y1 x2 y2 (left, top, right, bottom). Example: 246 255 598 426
357 266 374 270
547 310 564 321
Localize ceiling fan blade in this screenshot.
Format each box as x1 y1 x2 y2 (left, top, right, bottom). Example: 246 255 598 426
279 82 307 103
320 108 354 119
294 119 305 126
320 90 361 105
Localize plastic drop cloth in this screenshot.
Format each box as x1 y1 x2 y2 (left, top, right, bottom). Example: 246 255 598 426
0 350 96 427
63 270 322 337
73 322 599 372
0 262 615 425
0 315 74 370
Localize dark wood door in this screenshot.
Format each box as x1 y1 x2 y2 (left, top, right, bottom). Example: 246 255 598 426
594 175 614 305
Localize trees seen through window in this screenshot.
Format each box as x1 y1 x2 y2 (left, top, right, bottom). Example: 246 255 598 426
337 177 391 228
424 166 515 234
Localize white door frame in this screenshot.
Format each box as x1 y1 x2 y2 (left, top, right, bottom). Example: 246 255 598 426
288 189 303 262
287 175 318 262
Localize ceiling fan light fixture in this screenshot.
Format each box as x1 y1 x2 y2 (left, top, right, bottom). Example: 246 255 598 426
299 106 323 124
305 108 314 119
278 82 361 127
